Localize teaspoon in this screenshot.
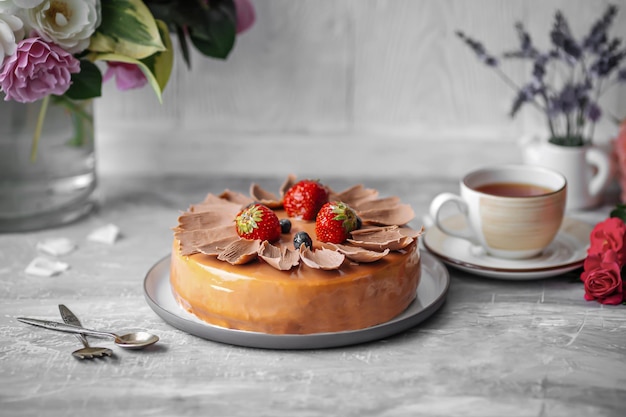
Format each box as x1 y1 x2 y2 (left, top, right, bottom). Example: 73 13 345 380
58 305 113 359
17 317 159 350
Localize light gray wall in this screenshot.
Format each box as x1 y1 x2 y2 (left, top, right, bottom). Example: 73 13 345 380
95 0 626 178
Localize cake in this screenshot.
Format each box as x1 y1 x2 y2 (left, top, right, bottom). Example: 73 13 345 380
170 175 422 335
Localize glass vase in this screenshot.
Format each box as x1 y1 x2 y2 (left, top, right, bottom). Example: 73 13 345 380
0 97 96 232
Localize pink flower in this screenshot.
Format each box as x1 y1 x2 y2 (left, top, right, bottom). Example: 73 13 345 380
0 37 80 103
103 62 147 91
612 120 626 202
580 250 624 305
234 0 255 34
587 217 626 266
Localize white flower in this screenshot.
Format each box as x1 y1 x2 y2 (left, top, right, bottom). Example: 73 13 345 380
0 0 45 13
0 13 24 64
23 0 101 54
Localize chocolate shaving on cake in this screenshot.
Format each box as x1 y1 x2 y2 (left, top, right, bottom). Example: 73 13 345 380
258 241 300 270
175 226 239 256
197 236 242 256
177 210 237 231
279 174 298 197
189 193 244 214
358 203 415 226
250 184 282 208
351 196 400 211
219 190 254 206
348 226 418 251
322 243 390 263
331 184 379 207
299 247 345 270
217 239 261 265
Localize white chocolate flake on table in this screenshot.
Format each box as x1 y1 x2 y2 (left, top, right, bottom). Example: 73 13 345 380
25 257 70 277
87 224 121 244
36 237 76 256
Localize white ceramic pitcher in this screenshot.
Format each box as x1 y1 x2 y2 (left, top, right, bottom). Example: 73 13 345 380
522 138 610 211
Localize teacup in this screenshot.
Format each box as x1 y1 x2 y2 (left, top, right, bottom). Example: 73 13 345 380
429 165 567 259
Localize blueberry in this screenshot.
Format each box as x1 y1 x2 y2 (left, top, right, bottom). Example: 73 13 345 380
293 231 312 250
280 218 292 234
356 216 363 230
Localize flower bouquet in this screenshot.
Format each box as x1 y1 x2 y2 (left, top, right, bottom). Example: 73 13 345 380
581 206 626 305
0 0 255 155
0 0 254 232
457 4 626 147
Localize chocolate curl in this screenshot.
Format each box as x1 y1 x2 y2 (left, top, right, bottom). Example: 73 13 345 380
331 184 379 207
349 226 419 251
190 193 244 214
250 183 282 208
197 236 242 256
217 239 261 265
351 196 400 211
322 243 390 263
279 174 298 197
177 211 236 231
176 226 238 256
258 241 300 270
219 190 255 206
358 203 415 226
299 247 345 270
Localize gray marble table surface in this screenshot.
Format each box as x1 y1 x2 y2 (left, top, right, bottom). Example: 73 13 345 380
1 175 624 417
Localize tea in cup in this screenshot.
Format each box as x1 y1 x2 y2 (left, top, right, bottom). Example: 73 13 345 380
429 165 567 259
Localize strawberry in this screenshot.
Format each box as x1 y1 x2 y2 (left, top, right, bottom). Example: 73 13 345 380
315 201 358 244
235 203 281 242
283 179 329 220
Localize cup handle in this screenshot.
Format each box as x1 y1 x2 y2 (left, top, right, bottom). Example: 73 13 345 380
586 148 610 198
429 193 474 240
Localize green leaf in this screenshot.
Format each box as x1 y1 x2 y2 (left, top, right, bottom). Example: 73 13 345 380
89 0 166 59
189 0 237 59
548 135 586 146
176 25 192 69
64 60 102 100
610 204 626 224
92 20 173 103
145 0 236 61
140 20 174 97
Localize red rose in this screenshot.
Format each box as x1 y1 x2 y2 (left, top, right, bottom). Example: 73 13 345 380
588 217 626 266
580 250 624 305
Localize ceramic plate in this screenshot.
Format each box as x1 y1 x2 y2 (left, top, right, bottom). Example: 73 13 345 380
423 215 592 280
143 252 449 349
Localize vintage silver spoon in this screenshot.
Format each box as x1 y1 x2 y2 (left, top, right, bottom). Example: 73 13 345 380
58 305 113 359
17 317 159 350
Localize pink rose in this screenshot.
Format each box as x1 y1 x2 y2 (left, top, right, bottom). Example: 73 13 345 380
103 62 147 91
234 0 255 34
0 37 80 103
613 120 626 202
580 250 624 305
587 217 626 266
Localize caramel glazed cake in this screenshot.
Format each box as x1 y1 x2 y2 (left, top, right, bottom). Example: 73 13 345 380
170 175 423 335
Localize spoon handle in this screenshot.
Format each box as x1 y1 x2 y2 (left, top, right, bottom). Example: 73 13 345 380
17 317 116 340
58 304 89 347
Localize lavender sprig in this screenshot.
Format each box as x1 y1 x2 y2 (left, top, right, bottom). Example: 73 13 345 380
590 40 626 78
583 5 618 52
455 31 498 66
550 11 582 63
504 22 539 59
457 4 625 146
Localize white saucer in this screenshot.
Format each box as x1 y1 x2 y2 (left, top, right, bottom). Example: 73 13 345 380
423 215 592 280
